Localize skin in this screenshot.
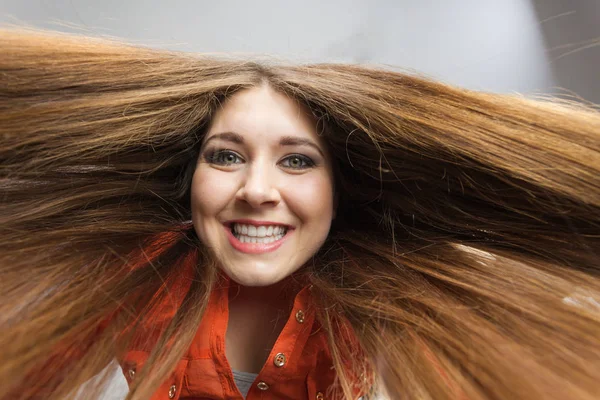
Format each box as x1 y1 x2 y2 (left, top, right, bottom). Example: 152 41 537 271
190 83 336 372
191 83 335 287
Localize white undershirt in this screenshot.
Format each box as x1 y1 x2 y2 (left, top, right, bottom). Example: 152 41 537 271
231 368 259 398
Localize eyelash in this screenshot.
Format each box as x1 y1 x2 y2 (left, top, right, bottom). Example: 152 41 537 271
205 150 243 166
204 149 315 170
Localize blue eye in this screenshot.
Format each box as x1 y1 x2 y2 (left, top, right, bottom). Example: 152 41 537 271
206 150 243 166
280 154 315 169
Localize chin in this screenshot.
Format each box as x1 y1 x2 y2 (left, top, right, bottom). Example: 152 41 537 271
222 265 289 287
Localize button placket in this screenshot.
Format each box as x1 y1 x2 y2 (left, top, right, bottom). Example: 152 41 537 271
249 289 314 397
165 359 188 400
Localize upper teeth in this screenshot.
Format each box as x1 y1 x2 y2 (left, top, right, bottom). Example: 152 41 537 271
233 223 287 237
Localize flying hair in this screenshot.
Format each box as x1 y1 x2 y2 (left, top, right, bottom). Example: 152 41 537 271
1 28 600 400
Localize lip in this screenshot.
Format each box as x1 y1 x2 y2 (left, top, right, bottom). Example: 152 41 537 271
224 222 292 254
223 218 294 229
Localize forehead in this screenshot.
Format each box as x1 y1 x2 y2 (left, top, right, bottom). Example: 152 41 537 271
206 85 321 143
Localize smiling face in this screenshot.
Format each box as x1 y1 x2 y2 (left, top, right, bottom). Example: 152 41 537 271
191 84 335 286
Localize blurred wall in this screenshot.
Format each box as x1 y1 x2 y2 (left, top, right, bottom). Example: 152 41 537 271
531 0 600 104
2 0 563 97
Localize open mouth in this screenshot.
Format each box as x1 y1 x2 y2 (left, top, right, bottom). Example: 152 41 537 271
223 220 294 254
229 223 289 244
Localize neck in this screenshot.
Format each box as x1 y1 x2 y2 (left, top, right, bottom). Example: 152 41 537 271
228 274 301 309
224 273 306 373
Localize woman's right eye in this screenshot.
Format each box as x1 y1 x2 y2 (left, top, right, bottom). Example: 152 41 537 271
205 150 244 166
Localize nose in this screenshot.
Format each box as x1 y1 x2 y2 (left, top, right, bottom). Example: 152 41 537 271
235 160 281 208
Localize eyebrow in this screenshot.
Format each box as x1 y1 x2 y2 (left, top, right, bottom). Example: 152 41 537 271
203 131 244 145
203 131 324 156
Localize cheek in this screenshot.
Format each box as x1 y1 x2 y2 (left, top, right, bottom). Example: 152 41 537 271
190 166 237 220
283 173 334 221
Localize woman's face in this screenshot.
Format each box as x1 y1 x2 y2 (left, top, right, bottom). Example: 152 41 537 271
191 84 335 287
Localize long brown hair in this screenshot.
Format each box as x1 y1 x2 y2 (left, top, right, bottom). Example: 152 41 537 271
1 28 599 400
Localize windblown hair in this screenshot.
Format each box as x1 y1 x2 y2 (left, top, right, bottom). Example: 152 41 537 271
1 28 599 400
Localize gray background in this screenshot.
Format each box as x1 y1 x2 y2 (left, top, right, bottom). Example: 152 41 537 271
1 1 598 398
1 0 599 103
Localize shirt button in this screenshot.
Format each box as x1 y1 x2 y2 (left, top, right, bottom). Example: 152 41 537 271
316 391 324 400
257 381 270 391
128 369 135 379
295 309 305 323
273 352 286 367
168 384 177 399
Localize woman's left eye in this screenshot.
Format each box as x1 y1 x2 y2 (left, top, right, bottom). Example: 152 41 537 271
279 154 315 169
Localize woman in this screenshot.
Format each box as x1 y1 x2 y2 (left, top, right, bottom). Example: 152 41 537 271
1 28 599 400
